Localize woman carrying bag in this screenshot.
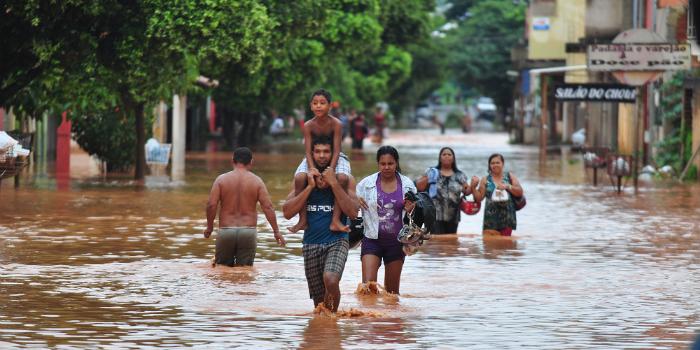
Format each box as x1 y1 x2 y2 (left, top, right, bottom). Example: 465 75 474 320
473 153 525 237
416 147 479 234
356 146 417 294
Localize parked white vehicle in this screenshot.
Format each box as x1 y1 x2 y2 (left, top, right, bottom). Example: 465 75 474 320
474 97 497 122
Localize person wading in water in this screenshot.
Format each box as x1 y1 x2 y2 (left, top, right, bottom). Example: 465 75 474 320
283 136 359 312
203 147 286 266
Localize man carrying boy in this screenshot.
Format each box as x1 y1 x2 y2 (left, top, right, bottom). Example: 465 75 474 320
289 89 352 233
282 136 359 312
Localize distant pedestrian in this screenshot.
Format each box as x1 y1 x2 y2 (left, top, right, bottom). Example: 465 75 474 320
351 113 369 151
473 153 524 236
345 109 357 144
373 107 385 143
269 114 288 137
461 107 473 133
433 114 445 135
339 112 349 143
416 147 478 234
203 147 286 266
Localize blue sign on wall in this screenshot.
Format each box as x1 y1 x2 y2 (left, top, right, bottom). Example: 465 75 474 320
532 17 550 31
521 70 530 96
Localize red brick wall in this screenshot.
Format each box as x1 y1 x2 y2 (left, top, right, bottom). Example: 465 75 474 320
677 7 688 41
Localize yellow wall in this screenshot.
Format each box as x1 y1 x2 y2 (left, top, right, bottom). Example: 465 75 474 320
618 103 635 155
528 0 586 61
565 53 588 83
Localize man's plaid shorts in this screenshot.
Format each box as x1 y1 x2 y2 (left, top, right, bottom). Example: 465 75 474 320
302 239 349 301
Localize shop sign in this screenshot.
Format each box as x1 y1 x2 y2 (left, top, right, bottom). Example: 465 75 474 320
554 84 637 103
532 17 550 31
587 44 690 71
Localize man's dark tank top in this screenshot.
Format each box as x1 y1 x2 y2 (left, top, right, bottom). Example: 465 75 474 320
304 187 348 244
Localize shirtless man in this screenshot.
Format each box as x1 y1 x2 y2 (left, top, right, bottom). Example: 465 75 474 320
203 147 286 266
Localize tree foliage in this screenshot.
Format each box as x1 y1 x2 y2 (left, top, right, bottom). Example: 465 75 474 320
655 71 695 177
72 108 153 172
443 0 525 109
2 0 273 178
342 0 436 112
387 26 449 116
442 0 477 21
208 0 435 146
2 0 440 170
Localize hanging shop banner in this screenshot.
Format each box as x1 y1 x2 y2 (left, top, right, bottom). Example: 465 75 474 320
587 44 690 71
554 84 637 103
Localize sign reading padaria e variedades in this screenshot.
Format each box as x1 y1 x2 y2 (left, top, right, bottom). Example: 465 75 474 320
587 44 690 71
554 84 637 103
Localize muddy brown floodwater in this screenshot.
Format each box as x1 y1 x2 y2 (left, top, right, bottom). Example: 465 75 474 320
1 130 699 349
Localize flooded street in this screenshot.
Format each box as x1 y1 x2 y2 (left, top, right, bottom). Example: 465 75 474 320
1 130 699 349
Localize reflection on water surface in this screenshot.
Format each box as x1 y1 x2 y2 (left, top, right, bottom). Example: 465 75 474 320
1 130 699 348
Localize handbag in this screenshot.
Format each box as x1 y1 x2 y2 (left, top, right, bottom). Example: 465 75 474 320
512 195 526 211
348 217 364 249
460 194 481 215
507 172 526 211
403 191 436 234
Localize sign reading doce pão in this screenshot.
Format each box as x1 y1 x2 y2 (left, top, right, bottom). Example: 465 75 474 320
587 44 690 71
554 84 637 103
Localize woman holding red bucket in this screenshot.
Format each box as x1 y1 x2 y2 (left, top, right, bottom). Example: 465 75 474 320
416 147 480 234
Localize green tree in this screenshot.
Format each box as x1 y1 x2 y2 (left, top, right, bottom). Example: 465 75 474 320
90 0 272 179
444 0 525 109
210 0 436 146
387 35 449 117
1 1 119 117
335 0 435 113
442 0 477 21
210 0 385 146
72 108 153 172
2 0 273 179
655 71 697 179
3 0 439 169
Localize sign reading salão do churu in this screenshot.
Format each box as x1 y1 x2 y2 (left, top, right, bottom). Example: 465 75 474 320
554 84 637 103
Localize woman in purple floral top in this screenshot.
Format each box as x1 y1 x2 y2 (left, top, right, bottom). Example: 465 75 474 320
356 146 416 294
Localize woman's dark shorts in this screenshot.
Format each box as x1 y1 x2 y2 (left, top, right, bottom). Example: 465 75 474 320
360 232 405 265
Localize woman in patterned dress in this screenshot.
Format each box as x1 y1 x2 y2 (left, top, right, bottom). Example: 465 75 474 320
416 147 479 234
473 153 523 236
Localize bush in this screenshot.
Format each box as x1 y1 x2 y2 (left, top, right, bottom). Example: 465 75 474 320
71 108 153 172
654 72 687 172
